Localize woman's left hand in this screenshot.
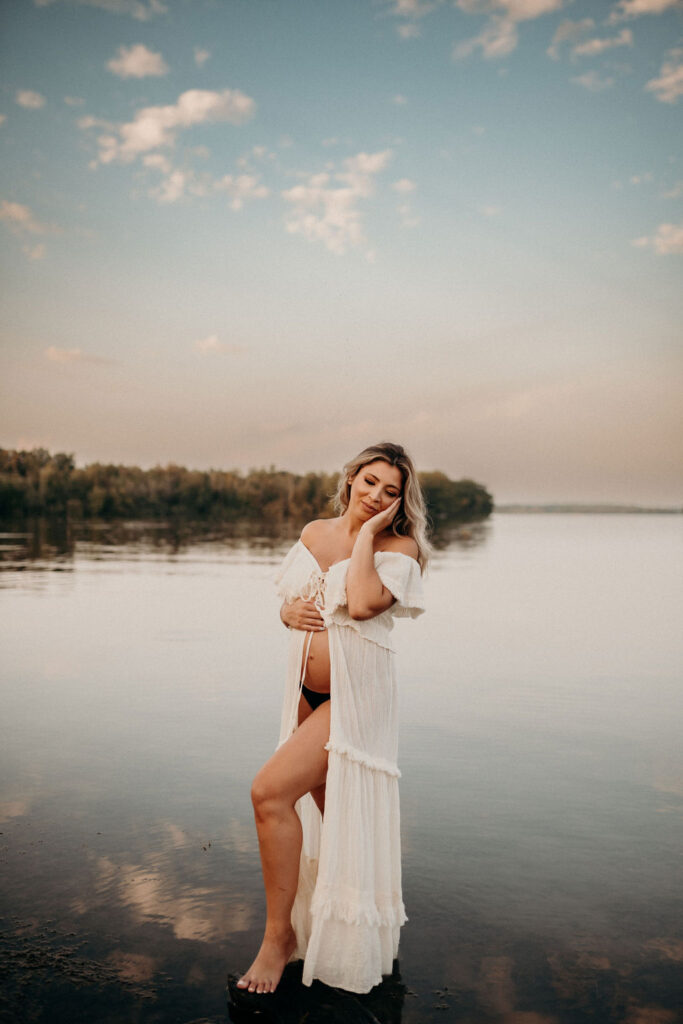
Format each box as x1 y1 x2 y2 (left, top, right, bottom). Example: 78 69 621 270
360 497 401 538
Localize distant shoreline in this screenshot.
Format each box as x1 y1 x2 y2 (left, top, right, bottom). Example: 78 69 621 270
495 504 682 514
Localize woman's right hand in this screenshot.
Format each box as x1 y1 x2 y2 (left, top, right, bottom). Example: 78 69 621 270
281 599 326 631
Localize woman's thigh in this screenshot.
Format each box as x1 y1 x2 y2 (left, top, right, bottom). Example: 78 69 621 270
253 700 330 807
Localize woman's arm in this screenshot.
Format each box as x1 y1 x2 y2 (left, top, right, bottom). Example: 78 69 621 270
346 499 401 621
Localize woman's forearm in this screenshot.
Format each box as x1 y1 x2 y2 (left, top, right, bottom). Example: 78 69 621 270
346 527 391 620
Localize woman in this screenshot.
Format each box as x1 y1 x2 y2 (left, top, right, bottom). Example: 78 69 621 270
236 441 429 996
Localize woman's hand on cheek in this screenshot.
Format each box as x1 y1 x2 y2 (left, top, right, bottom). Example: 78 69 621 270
360 497 401 537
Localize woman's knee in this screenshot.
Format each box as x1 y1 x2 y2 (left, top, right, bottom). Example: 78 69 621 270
250 767 284 816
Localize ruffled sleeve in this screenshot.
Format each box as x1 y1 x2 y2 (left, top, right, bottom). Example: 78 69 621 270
273 541 305 601
374 551 425 619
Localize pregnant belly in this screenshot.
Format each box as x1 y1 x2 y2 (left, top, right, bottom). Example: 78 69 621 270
300 628 330 692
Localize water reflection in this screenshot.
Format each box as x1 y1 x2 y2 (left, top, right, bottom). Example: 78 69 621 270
227 961 406 1023
0 513 491 570
1 514 681 1022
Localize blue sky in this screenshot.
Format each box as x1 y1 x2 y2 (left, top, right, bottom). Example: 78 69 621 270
1 0 682 503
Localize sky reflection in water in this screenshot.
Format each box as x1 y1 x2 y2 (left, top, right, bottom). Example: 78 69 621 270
1 514 682 1023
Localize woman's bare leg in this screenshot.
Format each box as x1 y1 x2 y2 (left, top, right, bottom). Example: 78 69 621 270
237 699 331 994
299 693 327 816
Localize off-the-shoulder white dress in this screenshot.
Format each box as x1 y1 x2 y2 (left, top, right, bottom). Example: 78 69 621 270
273 539 425 994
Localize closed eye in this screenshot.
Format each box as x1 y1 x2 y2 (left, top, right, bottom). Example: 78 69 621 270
364 475 400 498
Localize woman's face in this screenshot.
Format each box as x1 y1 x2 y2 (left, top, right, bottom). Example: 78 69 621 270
348 459 403 520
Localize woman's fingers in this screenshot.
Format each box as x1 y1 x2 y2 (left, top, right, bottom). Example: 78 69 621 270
287 599 324 630
282 598 325 630
363 496 401 535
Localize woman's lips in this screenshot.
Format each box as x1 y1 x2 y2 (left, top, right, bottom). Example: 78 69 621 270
361 501 379 514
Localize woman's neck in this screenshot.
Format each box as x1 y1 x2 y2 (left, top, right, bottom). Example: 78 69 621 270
338 510 364 540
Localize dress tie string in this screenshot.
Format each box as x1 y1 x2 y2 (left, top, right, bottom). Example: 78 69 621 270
289 570 327 735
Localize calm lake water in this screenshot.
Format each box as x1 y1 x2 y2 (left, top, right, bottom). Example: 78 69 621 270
1 514 682 1024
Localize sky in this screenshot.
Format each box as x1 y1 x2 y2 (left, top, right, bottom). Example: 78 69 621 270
1 0 682 505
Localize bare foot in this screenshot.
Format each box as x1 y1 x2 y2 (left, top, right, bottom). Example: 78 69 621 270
236 927 297 994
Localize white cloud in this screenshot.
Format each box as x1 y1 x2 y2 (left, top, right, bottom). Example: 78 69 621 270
142 153 173 173
1 200 58 259
16 90 46 109
45 346 84 362
662 179 683 198
499 0 563 16
84 88 255 165
629 172 653 184
141 154 269 207
34 0 167 21
107 43 169 78
547 18 595 59
393 94 409 105
0 199 50 234
194 334 245 355
45 345 117 364
387 0 438 13
282 149 392 255
645 48 683 103
64 96 85 106
480 204 502 216
142 159 207 203
214 173 270 210
194 47 210 66
152 168 188 204
397 203 421 227
572 28 633 58
572 71 616 90
0 115 6 126
609 0 682 24
632 221 683 253
383 0 439 37
392 177 417 193
457 0 562 19
454 16 518 59
454 0 563 59
26 242 46 260
397 22 421 37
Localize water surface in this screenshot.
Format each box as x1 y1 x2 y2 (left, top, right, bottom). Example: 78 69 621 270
1 514 681 1022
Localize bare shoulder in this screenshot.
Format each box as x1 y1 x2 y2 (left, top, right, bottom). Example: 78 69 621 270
378 533 419 562
300 518 340 544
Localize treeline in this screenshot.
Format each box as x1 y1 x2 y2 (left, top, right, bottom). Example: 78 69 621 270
0 448 493 525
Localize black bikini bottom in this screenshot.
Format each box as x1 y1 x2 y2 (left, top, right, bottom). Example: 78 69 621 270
300 683 331 710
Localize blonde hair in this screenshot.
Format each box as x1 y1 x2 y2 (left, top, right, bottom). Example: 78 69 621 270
333 441 432 572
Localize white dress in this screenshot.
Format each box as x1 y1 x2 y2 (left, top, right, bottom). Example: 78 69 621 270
274 539 426 994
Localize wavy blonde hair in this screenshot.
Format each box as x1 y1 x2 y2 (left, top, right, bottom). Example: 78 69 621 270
333 441 432 572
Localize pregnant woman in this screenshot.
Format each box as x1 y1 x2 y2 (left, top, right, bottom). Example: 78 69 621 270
236 441 429 996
